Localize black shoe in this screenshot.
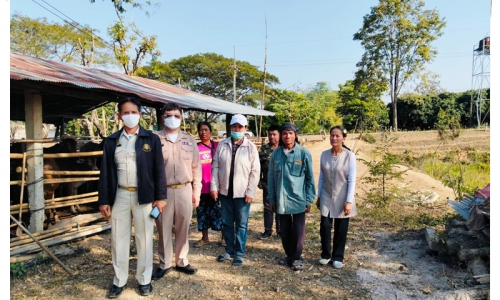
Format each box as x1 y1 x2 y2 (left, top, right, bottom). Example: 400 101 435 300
107 284 126 299
259 231 272 240
139 283 153 296
151 267 172 280
175 264 197 275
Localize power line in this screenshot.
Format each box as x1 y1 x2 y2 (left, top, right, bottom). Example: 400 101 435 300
31 0 114 50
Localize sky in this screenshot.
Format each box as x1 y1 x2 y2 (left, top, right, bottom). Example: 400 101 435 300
8 0 491 97
3 0 497 296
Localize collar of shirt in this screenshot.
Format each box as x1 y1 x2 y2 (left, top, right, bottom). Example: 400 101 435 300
121 126 140 140
231 137 245 146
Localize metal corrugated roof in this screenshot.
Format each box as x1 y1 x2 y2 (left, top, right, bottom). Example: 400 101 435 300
10 52 274 117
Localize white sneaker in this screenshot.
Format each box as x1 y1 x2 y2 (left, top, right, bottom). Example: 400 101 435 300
318 258 331 265
333 261 343 269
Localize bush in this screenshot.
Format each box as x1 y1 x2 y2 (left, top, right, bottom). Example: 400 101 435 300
10 263 26 278
362 133 376 144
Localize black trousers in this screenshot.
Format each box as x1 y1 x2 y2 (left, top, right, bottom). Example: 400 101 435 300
279 212 306 261
320 216 350 262
263 189 280 234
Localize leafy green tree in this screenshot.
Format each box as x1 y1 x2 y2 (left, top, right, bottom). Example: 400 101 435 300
337 80 389 131
10 14 113 67
304 82 342 132
358 135 407 207
353 0 446 131
137 53 280 133
107 19 160 76
265 88 320 134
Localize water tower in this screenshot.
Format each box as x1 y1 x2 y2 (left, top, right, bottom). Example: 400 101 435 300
470 37 490 127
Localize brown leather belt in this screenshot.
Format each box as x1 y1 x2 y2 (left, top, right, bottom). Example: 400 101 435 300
118 185 137 192
167 182 190 189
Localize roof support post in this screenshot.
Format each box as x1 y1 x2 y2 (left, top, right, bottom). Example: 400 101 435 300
156 107 164 131
24 90 45 233
225 114 233 136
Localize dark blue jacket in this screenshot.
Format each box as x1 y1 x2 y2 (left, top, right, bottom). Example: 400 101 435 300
98 126 167 207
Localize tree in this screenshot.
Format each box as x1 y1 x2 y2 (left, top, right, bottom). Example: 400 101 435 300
265 88 320 134
10 14 114 67
353 0 446 131
107 19 160 76
358 134 407 208
91 0 160 17
304 82 342 132
137 53 280 133
337 80 389 131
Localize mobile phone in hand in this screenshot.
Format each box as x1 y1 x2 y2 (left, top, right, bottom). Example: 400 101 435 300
150 206 160 219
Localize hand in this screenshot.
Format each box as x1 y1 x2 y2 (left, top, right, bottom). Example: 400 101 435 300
210 190 218 201
343 202 352 216
153 200 167 213
99 205 111 218
305 205 311 213
245 196 253 204
270 204 276 213
192 195 200 208
316 198 321 209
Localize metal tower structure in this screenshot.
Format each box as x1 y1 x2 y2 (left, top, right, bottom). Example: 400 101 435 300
470 37 490 127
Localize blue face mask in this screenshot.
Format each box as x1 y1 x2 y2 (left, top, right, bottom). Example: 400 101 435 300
231 131 245 140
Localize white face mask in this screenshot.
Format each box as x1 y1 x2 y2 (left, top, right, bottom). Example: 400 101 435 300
164 117 181 129
121 114 140 128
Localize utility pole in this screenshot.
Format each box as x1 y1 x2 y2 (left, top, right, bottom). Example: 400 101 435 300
259 15 268 139
232 46 238 103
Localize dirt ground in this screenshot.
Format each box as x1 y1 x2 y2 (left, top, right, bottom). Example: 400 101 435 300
10 129 490 299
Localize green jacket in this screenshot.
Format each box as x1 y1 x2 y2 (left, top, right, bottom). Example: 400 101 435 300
258 143 275 190
267 143 316 215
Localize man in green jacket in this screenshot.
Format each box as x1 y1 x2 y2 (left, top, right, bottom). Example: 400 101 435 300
267 122 316 271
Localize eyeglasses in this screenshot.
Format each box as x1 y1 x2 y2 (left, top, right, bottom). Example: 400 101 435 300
164 114 182 119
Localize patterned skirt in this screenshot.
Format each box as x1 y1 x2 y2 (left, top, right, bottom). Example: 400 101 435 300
196 193 222 231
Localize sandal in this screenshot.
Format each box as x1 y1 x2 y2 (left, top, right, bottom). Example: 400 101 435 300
292 259 304 271
278 257 292 267
194 239 208 248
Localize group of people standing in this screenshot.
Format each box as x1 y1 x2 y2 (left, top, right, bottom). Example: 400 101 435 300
98 97 357 298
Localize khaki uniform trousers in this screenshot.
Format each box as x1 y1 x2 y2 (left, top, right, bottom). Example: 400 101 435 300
111 188 154 287
156 184 192 269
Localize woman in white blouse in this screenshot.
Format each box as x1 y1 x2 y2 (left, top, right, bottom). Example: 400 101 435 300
316 125 357 269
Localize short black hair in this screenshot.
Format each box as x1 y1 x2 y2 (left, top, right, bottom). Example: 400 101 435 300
118 97 142 114
197 121 212 132
161 103 182 115
267 124 280 133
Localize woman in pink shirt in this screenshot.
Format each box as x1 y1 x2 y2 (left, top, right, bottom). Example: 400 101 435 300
194 121 224 248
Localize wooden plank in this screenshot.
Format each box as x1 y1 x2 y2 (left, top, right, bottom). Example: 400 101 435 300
11 177 99 185
43 170 100 175
44 151 103 158
10 224 111 256
11 192 98 210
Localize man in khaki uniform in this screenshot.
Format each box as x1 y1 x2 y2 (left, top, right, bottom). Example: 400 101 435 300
152 103 202 279
98 97 167 298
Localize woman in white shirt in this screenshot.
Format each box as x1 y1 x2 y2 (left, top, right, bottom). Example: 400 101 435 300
316 125 357 269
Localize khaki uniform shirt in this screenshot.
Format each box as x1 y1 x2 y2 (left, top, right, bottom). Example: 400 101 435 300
115 127 139 188
156 130 202 197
